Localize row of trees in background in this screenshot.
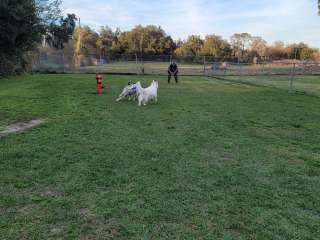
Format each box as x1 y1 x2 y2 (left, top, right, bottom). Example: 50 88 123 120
72 25 175 57
72 25 319 62
1 1 320 76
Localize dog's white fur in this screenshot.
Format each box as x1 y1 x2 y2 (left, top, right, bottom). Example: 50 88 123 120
136 80 158 106
116 83 139 102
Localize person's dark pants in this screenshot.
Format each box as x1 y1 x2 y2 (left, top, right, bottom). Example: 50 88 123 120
168 71 178 83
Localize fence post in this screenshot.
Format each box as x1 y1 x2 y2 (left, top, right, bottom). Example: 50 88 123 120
141 56 144 75
261 62 265 75
311 62 314 75
238 60 242 79
62 52 65 72
290 63 296 93
203 56 206 75
135 54 139 75
38 53 41 70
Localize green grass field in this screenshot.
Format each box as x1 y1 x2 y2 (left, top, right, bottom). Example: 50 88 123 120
37 60 320 96
1 74 320 239
222 75 320 96
70 61 299 76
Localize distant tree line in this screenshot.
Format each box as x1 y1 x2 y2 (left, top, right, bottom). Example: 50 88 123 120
73 25 175 57
73 26 319 62
1 0 319 77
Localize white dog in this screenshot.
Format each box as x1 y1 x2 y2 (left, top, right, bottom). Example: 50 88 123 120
136 80 158 106
116 82 139 102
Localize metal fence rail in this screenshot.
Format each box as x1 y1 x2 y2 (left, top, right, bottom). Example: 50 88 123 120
31 52 320 96
32 53 320 75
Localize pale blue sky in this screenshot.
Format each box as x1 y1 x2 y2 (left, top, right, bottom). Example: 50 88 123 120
62 0 320 47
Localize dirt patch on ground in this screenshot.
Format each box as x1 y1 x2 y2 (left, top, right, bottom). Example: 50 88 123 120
0 119 45 135
16 204 38 216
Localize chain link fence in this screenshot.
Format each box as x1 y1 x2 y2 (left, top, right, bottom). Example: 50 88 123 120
31 52 320 95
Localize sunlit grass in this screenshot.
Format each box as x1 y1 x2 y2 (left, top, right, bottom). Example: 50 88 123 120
0 74 319 239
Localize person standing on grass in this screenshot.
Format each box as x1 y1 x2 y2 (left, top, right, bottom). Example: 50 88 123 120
168 61 179 83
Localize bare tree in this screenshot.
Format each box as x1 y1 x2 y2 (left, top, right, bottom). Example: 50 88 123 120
230 33 252 60
251 37 268 58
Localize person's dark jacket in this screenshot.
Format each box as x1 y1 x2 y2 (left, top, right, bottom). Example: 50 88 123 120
168 63 178 74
